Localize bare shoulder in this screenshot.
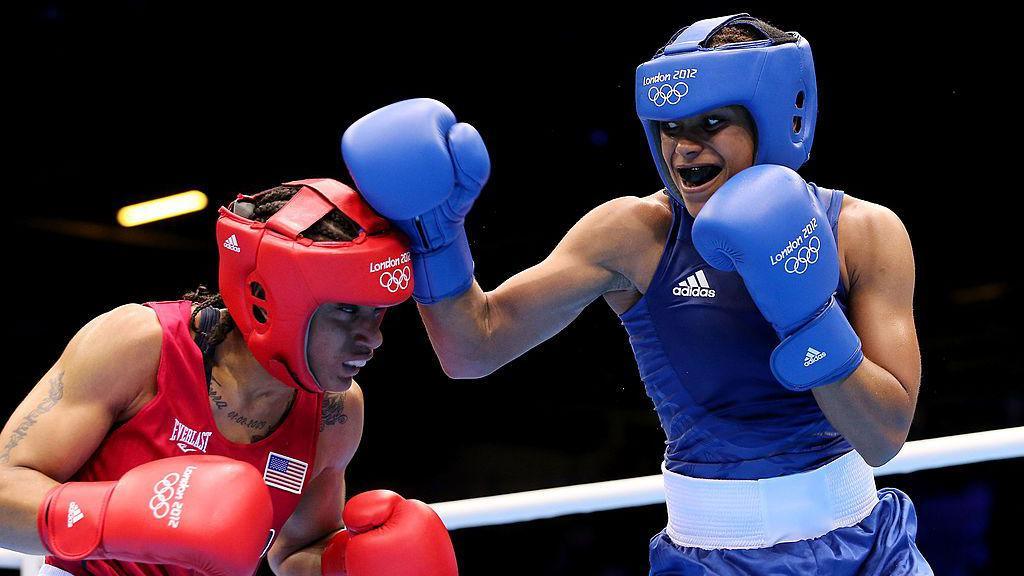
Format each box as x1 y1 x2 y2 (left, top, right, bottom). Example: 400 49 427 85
62 304 162 409
837 195 914 293
568 192 673 264
74 304 163 421
0 304 162 474
839 195 907 237
314 382 364 475
77 303 162 347
582 192 672 233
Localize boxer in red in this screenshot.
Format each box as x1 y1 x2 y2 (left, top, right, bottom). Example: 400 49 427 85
0 179 457 576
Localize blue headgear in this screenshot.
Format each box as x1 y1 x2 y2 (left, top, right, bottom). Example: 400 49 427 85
635 14 817 203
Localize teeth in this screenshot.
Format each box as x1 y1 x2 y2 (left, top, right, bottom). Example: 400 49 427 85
344 360 367 368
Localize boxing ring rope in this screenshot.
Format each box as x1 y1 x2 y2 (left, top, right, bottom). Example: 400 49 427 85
431 427 1024 530
2 427 1022 574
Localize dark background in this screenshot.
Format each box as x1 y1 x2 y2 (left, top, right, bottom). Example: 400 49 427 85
9 3 1022 575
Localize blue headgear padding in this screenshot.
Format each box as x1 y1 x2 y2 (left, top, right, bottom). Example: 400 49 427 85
635 14 817 203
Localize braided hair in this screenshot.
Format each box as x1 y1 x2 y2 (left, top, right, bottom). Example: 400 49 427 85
184 184 361 365
706 16 795 48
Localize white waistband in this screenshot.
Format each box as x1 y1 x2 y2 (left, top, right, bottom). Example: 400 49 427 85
663 450 879 550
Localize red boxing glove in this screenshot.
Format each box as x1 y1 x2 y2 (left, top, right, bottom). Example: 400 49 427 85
322 490 457 576
38 456 273 576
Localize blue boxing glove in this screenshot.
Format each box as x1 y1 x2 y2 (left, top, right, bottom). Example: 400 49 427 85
692 165 863 391
341 98 490 303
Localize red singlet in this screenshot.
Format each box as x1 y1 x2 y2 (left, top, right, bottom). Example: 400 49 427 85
45 300 322 576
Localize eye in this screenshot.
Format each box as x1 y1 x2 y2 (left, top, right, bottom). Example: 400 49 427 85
703 116 727 131
336 304 358 314
660 121 683 136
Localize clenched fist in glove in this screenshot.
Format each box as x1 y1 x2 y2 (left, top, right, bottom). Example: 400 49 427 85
342 98 490 304
322 490 457 576
692 165 863 391
38 455 273 576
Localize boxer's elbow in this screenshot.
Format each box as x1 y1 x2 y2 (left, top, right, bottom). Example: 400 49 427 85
872 412 914 466
267 539 322 576
438 355 501 379
860 431 908 467
435 333 507 378
266 551 288 576
862 445 898 468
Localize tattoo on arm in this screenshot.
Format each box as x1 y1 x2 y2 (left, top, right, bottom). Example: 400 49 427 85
321 393 348 432
0 372 65 463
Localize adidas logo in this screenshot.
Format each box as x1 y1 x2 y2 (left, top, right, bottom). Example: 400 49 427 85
672 270 716 298
67 502 84 528
223 234 240 253
804 347 827 367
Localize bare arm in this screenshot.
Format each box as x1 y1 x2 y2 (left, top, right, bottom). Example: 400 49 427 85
0 304 159 553
267 386 363 576
813 201 921 466
419 196 660 378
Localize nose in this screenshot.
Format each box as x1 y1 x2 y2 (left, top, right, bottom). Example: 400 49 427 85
353 312 385 351
673 135 704 162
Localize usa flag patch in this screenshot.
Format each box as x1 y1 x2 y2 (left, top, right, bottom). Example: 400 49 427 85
263 452 309 494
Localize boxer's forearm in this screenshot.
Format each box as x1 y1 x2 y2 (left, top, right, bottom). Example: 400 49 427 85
416 219 624 379
812 359 915 466
417 282 508 378
418 267 602 379
0 465 60 554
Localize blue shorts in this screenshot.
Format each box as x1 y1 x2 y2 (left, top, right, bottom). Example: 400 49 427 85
649 488 933 575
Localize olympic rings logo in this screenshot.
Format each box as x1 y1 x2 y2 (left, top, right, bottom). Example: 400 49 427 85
647 82 689 107
149 472 181 519
784 235 820 274
379 266 411 293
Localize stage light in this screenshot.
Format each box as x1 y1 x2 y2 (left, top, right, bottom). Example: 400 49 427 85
117 190 208 227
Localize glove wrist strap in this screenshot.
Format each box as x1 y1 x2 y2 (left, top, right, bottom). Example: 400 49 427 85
39 482 117 560
770 297 863 391
412 227 475 304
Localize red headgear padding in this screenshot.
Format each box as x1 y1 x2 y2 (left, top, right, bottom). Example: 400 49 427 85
216 178 413 392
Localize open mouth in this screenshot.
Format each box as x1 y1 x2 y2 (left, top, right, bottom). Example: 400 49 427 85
676 165 723 189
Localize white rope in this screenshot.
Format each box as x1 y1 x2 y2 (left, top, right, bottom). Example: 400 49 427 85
0 549 36 572
431 427 1024 530
871 426 1024 476
3 427 1022 568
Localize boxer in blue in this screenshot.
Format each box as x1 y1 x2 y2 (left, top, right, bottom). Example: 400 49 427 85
341 14 933 575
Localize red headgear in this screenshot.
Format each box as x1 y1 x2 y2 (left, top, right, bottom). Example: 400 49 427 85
216 178 412 393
